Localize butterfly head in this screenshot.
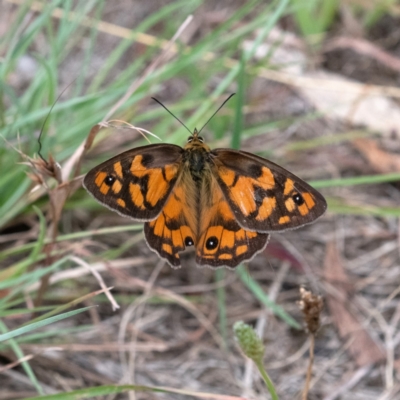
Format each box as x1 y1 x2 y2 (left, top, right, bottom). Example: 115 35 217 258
184 128 210 151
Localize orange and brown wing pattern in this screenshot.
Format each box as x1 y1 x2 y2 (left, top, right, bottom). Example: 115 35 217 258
144 182 196 268
196 178 269 268
211 149 327 233
83 144 183 221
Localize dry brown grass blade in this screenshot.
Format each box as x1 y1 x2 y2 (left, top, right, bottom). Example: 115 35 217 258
47 178 83 239
324 36 400 73
0 355 35 373
64 124 101 182
25 257 150 293
323 242 385 367
6 0 182 56
154 387 249 400
69 255 119 311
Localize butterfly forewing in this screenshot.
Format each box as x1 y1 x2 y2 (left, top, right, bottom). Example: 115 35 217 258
212 149 327 233
83 144 183 221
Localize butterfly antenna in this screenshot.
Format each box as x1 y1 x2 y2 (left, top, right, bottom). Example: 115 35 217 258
151 97 192 135
38 80 76 163
198 93 236 135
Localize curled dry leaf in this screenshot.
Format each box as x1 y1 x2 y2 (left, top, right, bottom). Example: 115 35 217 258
84 124 101 153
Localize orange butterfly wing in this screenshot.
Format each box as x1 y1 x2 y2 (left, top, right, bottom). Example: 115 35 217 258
195 176 269 268
83 144 183 221
144 180 197 268
84 139 326 269
144 170 269 269
211 149 327 232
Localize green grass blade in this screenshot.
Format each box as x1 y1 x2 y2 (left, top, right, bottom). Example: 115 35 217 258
236 265 300 329
311 173 400 188
215 269 227 346
0 306 93 342
0 257 69 308
327 198 400 217
231 53 246 150
0 320 44 395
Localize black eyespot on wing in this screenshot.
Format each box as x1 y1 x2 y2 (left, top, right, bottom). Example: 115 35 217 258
105 175 116 186
292 193 304 205
185 236 194 246
206 236 218 250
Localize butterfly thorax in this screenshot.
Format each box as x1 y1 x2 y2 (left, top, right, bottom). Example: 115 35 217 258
182 130 211 182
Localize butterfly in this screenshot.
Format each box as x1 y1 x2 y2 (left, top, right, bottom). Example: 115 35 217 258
83 127 327 269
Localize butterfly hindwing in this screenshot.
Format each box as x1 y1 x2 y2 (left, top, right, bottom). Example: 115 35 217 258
196 177 269 268
144 171 270 269
83 144 183 221
212 149 327 233
144 180 196 268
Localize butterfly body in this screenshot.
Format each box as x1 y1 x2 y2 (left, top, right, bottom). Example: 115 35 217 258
84 129 326 269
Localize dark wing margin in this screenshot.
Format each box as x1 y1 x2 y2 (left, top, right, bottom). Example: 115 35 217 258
83 144 183 221
211 149 327 232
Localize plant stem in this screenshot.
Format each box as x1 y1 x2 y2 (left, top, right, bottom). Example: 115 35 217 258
302 334 315 400
254 358 279 400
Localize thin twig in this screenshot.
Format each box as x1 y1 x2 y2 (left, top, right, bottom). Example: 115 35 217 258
324 36 400 73
0 354 34 373
69 255 120 311
302 334 315 400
